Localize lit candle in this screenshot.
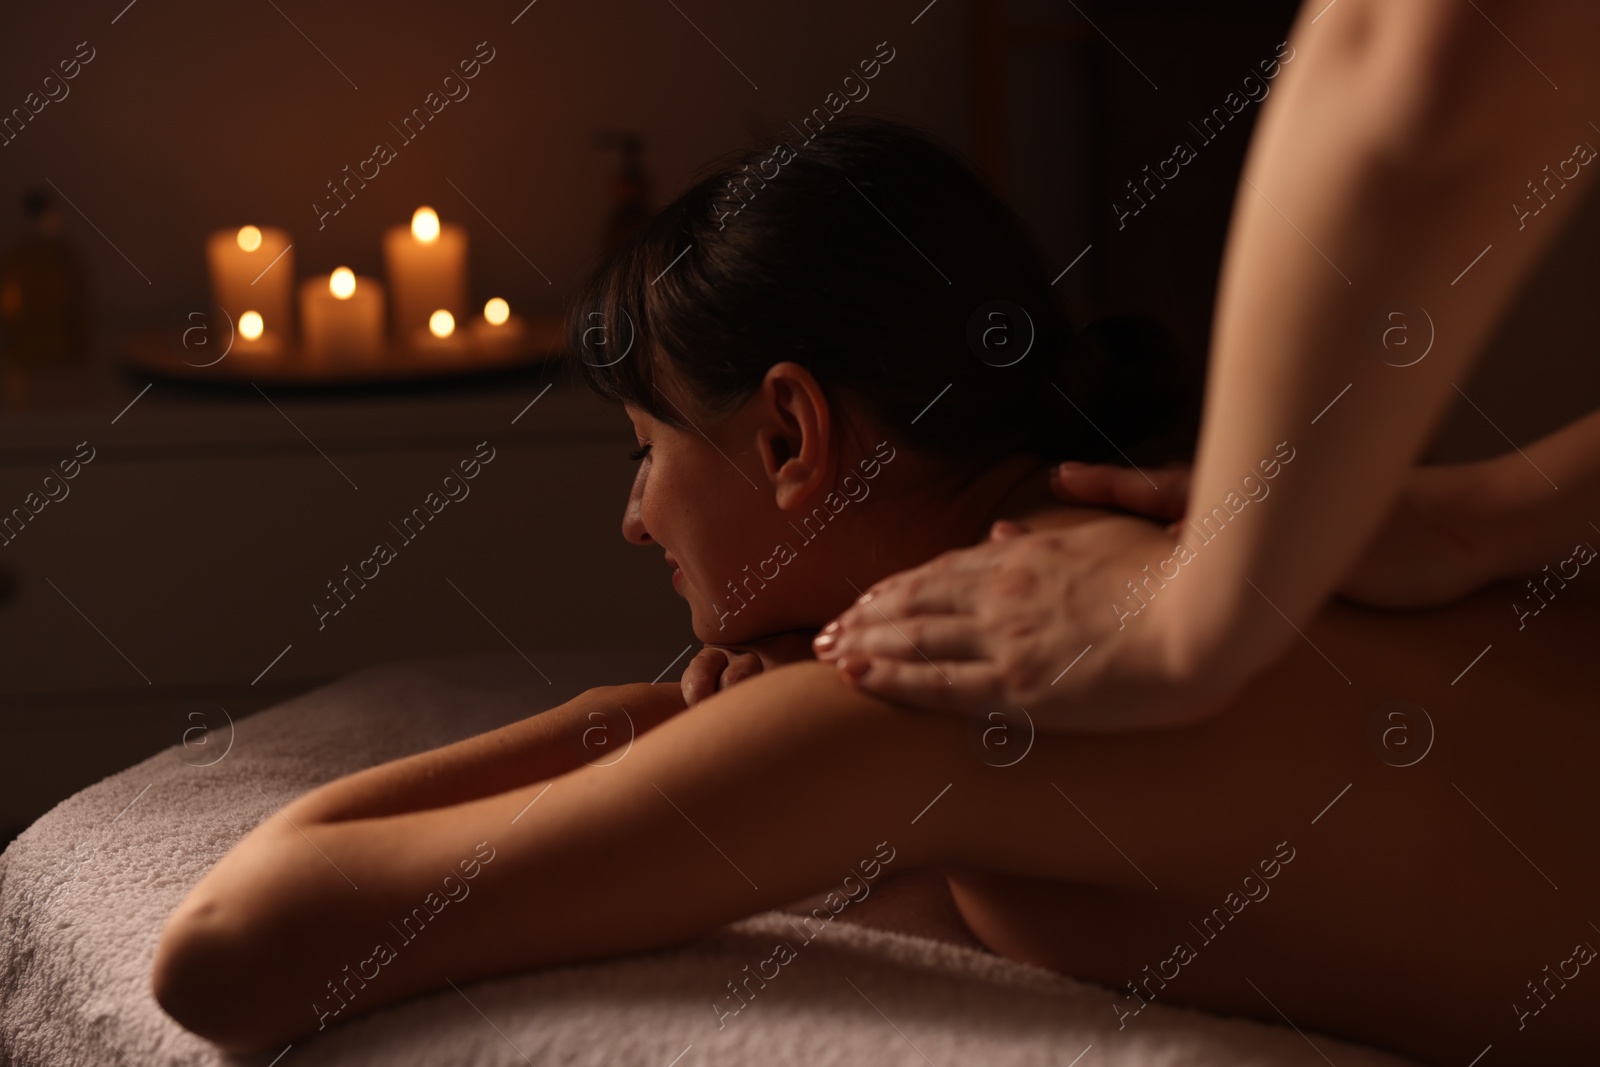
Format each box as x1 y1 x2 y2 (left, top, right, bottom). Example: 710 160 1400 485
470 297 527 353
299 267 385 364
206 225 294 345
383 207 468 350
231 308 285 360
411 306 468 356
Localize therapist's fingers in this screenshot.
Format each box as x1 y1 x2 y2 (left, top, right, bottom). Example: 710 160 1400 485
830 553 995 632
814 613 987 663
833 656 1004 713
1050 461 1191 521
990 519 1029 540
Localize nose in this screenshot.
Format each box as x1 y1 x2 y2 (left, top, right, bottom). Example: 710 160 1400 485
621 464 652 546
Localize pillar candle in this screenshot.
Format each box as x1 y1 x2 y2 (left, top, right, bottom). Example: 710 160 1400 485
299 267 385 364
206 225 294 344
383 207 468 349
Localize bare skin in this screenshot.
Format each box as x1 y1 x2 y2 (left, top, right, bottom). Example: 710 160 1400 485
1043 409 1600 612
151 456 1600 1064
821 0 1600 729
950 482 1600 1063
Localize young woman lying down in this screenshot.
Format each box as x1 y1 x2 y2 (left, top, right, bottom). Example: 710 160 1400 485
152 115 1600 1065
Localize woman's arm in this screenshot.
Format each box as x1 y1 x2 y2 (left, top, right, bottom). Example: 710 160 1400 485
282 682 691 824
151 663 1038 1053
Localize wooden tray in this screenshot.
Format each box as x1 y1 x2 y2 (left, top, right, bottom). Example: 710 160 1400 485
117 310 566 386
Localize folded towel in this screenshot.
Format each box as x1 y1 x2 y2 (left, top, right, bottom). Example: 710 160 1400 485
0 649 1421 1066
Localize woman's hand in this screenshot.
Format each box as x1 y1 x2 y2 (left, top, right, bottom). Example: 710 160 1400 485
813 514 1239 731
1050 460 1501 608
681 629 819 706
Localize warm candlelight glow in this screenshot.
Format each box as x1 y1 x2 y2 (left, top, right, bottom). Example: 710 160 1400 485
301 273 385 363
386 210 466 344
329 267 357 300
470 297 525 351
411 207 441 244
239 310 264 340
429 309 456 338
209 227 293 344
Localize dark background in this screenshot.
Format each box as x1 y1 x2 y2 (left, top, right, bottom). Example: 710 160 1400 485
4 0 1596 443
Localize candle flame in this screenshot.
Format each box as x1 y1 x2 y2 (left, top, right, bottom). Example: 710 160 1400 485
429 310 456 338
236 226 263 253
240 310 264 340
330 267 357 300
412 207 441 244
484 297 510 326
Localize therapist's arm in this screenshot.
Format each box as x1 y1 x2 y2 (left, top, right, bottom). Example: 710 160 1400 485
818 0 1600 728
1159 0 1600 692
1050 406 1600 608
1472 408 1600 577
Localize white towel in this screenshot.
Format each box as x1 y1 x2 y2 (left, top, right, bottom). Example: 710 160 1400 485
0 649 1421 1066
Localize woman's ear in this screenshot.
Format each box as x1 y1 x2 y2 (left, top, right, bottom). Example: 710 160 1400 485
756 362 833 512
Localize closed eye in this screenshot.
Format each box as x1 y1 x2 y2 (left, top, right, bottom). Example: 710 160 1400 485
628 445 651 462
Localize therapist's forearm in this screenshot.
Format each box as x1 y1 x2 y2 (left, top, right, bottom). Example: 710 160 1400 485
1161 0 1600 687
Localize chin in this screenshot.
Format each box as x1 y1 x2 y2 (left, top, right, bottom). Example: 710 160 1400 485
687 594 769 646
691 610 758 646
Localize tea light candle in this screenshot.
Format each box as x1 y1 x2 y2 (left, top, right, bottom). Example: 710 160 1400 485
207 225 295 343
299 267 385 363
411 306 468 356
383 207 468 348
470 297 526 352
231 308 285 360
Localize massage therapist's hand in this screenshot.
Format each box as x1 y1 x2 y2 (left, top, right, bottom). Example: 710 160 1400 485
813 515 1236 732
1050 460 1504 609
681 629 819 706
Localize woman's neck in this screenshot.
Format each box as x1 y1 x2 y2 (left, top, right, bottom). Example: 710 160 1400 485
779 453 1113 637
978 454 1112 534
878 453 1107 566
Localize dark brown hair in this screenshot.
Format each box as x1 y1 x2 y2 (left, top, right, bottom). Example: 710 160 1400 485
564 113 1196 475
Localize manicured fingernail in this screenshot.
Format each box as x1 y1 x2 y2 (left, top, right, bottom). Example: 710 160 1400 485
838 656 870 679
819 620 840 636
857 590 873 604
813 630 837 652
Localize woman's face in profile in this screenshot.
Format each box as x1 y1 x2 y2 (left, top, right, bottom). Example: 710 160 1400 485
621 402 805 644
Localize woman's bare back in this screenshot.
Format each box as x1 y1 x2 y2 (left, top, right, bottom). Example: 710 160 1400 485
941 556 1600 1064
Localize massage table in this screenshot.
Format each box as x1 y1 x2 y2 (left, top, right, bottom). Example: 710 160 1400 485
0 649 1423 1066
